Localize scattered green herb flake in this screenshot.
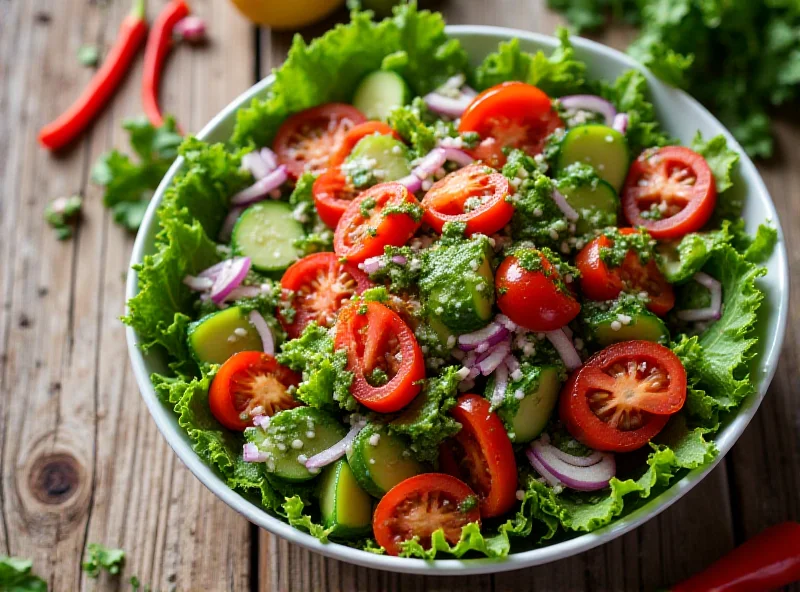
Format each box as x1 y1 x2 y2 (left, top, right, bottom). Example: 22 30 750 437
44 194 82 240
599 227 654 267
359 196 377 218
77 44 100 67
381 200 424 222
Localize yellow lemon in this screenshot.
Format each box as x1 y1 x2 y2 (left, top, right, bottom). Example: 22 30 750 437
230 0 345 30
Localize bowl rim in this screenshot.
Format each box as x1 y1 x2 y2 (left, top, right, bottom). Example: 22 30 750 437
125 24 789 576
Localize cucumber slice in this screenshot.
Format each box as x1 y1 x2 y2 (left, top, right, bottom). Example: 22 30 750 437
247 407 346 482
345 134 412 186
497 366 561 443
352 70 410 121
232 201 304 272
583 299 670 346
559 179 619 235
346 423 424 498
557 125 629 191
420 238 495 333
187 306 263 365
319 459 373 538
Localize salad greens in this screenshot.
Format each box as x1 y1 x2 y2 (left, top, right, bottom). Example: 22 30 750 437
124 3 775 560
81 543 125 578
0 556 47 592
547 0 800 157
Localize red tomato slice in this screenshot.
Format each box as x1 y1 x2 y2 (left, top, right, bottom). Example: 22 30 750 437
459 82 563 167
313 166 360 229
329 121 401 167
209 352 301 431
422 164 514 236
279 252 372 339
273 103 366 178
495 249 581 332
439 394 518 518
575 230 675 316
334 301 425 413
559 341 687 452
622 146 717 239
333 182 422 264
373 473 481 556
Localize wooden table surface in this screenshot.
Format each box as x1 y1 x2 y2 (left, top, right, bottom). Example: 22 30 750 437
1 0 798 590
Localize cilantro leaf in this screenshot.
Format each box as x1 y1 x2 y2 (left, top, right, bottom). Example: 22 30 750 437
82 543 125 578
92 117 182 231
0 556 47 592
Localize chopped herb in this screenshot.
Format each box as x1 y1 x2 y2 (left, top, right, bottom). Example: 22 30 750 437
44 194 82 240
77 44 100 67
82 543 125 578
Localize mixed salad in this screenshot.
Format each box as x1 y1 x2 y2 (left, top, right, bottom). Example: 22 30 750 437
125 4 777 559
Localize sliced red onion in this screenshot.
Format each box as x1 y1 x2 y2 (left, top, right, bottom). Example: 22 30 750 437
241 151 270 180
198 260 228 280
413 148 447 180
490 363 508 406
209 257 251 305
249 310 275 355
458 322 509 351
612 113 629 135
304 422 365 470
462 350 478 368
183 275 214 291
243 442 269 463
530 439 615 491
441 147 474 167
550 445 605 467
495 314 517 332
462 86 478 98
525 447 562 488
219 206 244 242
677 272 722 321
252 415 270 429
546 329 582 371
478 339 511 376
260 147 278 172
424 93 473 118
391 255 407 265
562 325 573 339
362 256 384 274
398 174 423 193
175 15 207 43
504 354 520 374
230 165 288 206
551 187 579 221
560 95 617 127
225 285 266 301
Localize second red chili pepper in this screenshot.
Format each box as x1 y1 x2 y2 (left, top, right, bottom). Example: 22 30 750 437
142 0 190 129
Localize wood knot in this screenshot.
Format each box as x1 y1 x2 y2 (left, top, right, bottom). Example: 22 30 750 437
28 453 80 505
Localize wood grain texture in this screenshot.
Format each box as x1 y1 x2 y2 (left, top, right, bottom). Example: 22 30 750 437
0 0 255 590
1 0 797 590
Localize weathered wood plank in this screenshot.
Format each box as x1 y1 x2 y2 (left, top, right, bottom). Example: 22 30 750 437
0 0 256 590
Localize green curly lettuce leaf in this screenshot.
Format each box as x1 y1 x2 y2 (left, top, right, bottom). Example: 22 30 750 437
387 365 461 463
743 223 779 264
281 496 335 542
655 223 732 284
599 69 673 156
387 97 455 155
232 3 468 149
0 557 47 592
277 323 357 412
474 28 587 96
690 132 740 194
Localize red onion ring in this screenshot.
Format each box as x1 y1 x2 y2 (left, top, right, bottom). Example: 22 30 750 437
560 95 617 127
529 439 615 491
490 363 508 406
478 339 511 376
549 445 604 467
183 275 214 291
398 174 422 193
441 147 474 167
677 272 722 322
241 151 271 180
249 310 275 355
243 442 269 463
458 322 509 351
209 257 251 305
612 112 629 135
551 187 579 221
230 165 288 206
545 329 582 371
525 447 562 488
304 422 365 470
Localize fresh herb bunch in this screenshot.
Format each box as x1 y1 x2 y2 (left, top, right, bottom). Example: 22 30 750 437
548 0 800 157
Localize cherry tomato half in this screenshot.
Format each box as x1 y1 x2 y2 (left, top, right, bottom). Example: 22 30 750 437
559 341 687 452
273 103 366 178
459 82 563 167
209 352 301 431
329 121 400 167
333 182 422 264
313 166 360 229
439 394 518 518
622 146 717 239
373 473 481 556
575 230 675 316
422 164 514 236
495 249 581 332
334 301 425 413
279 252 372 339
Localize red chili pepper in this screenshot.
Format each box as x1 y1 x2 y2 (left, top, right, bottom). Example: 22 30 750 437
38 0 149 151
142 0 190 129
671 522 800 592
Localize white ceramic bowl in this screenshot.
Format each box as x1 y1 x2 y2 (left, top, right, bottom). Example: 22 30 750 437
126 25 790 575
